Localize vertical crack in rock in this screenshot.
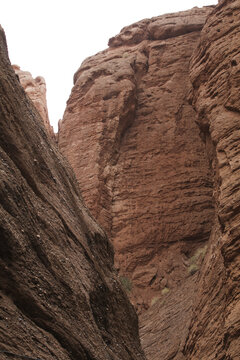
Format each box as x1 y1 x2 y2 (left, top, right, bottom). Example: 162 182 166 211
98 44 151 240
58 42 151 239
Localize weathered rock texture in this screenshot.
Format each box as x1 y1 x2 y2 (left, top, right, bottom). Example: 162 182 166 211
58 6 215 312
184 0 240 358
141 0 240 358
0 26 145 360
12 64 55 138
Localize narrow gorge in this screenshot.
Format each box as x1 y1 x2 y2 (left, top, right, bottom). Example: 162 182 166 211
1 0 240 359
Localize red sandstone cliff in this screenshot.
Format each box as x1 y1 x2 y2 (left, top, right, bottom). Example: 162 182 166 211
0 25 145 360
58 2 240 359
1 1 239 359
58 6 215 312
12 64 55 138
184 0 240 358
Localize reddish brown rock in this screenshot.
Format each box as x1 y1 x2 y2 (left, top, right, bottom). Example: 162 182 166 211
108 8 209 47
58 6 215 312
184 0 240 358
12 64 55 138
0 26 145 360
58 2 240 359
140 274 198 360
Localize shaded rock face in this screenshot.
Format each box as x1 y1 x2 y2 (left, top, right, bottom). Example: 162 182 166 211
184 0 240 358
140 275 197 360
12 64 55 138
58 6 215 311
0 26 145 360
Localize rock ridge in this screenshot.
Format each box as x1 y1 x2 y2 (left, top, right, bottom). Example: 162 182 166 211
12 64 55 139
0 25 145 360
108 7 213 47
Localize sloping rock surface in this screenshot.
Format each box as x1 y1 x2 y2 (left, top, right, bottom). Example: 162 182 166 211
0 26 145 360
12 64 54 138
58 6 215 312
140 275 197 360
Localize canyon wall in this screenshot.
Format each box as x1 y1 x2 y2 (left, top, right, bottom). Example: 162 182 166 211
0 25 145 360
3 1 239 359
12 64 54 138
184 0 240 358
58 6 215 311
58 2 240 359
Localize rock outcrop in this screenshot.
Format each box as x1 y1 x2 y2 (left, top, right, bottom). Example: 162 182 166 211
58 6 215 312
184 0 240 358
2 0 240 359
141 1 240 358
12 64 55 138
58 3 240 358
0 25 145 360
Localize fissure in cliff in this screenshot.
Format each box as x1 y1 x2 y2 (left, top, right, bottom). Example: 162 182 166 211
1 1 240 360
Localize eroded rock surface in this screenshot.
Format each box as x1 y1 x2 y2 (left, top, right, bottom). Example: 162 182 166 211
58 4 240 358
184 0 240 358
140 275 197 360
0 26 145 360
12 64 54 138
58 6 215 312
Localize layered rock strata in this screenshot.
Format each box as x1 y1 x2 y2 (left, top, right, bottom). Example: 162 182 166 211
12 64 54 138
184 0 240 358
58 6 215 310
0 26 145 360
140 0 240 357
140 274 197 360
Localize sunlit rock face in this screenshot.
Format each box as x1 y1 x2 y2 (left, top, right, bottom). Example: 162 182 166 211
0 25 146 360
12 64 55 138
58 6 215 313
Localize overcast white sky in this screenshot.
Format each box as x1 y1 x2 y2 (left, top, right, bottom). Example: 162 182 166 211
1 0 217 131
